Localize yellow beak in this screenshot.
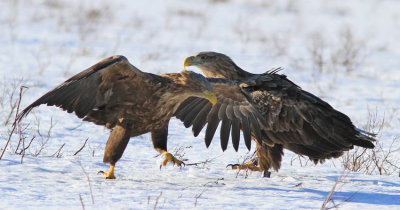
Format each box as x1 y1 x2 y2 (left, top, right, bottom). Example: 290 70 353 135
183 56 194 68
202 90 217 105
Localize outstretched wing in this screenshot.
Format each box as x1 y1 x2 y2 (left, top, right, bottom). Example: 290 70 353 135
241 71 375 161
174 78 268 151
16 55 148 126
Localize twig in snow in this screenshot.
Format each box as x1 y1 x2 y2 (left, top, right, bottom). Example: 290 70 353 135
153 191 162 210
74 138 89 156
2 80 24 126
0 86 27 160
320 171 357 210
78 160 94 204
20 136 35 164
320 177 339 210
194 177 224 207
79 194 85 210
194 188 207 207
14 122 30 153
185 154 223 166
50 143 65 158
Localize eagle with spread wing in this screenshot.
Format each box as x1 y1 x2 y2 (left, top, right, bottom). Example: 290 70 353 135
16 55 217 179
177 51 375 174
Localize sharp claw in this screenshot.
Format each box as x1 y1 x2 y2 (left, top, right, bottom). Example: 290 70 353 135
226 164 239 168
100 165 116 179
160 152 185 168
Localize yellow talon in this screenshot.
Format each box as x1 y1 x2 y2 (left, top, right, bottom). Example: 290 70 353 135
101 165 116 179
160 151 185 168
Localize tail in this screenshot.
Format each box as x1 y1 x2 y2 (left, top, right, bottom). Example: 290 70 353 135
354 127 376 149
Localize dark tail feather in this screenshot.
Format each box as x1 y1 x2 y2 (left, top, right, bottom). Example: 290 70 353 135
354 128 376 149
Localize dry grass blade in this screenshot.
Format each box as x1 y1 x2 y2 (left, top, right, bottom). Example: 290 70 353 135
74 138 89 156
153 191 162 210
185 154 223 166
19 136 35 164
50 143 65 158
79 194 85 210
194 188 207 207
320 171 356 210
78 160 94 204
320 178 338 210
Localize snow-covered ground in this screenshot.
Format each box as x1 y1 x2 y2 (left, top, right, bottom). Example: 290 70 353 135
1 0 399 209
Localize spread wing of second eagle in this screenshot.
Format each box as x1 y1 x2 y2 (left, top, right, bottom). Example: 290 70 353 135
176 51 375 172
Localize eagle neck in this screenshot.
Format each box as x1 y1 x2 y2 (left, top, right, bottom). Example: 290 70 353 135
231 63 255 81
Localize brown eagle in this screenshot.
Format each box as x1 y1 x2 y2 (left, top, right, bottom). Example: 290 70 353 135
16 55 217 179
177 51 375 175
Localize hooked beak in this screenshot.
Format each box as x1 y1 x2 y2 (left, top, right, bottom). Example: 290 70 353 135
202 90 217 105
183 56 195 68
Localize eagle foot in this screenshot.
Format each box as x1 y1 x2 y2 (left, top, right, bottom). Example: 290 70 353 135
98 165 116 179
226 160 262 171
160 152 185 169
227 160 271 177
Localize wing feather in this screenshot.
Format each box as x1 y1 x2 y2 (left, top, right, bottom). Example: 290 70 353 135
183 99 209 128
241 116 252 150
175 97 197 119
205 102 222 147
175 97 204 121
16 55 144 125
220 117 231 151
231 118 240 151
192 103 213 137
174 78 267 151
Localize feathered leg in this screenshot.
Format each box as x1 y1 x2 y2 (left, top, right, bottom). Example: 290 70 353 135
151 125 184 168
101 119 131 179
256 143 283 172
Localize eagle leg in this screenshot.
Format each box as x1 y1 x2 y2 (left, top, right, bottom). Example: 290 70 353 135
101 121 131 179
151 126 185 169
99 164 116 179
160 151 185 169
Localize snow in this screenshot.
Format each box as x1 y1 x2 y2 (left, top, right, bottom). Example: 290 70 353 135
0 0 399 209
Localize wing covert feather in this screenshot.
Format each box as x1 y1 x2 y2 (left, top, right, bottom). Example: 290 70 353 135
16 55 144 125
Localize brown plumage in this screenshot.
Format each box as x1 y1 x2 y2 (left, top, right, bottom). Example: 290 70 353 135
16 55 217 179
175 78 269 152
177 51 375 173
